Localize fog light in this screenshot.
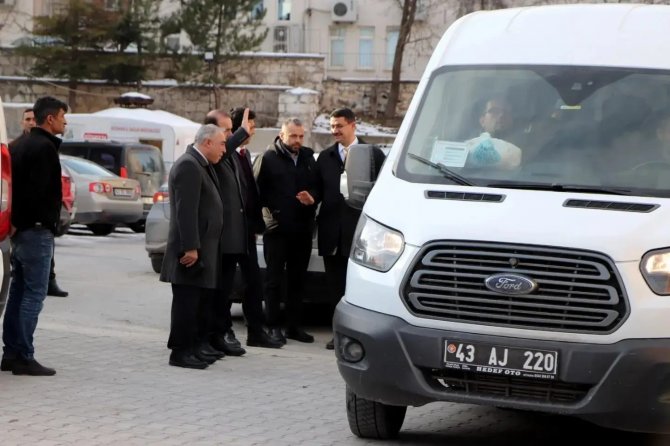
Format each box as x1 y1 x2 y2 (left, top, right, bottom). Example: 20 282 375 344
339 335 365 363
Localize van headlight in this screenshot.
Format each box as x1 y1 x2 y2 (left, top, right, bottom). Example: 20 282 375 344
351 215 404 272
641 249 670 295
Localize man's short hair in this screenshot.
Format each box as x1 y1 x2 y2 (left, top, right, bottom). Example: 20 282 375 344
231 107 256 132
23 108 33 115
281 117 303 128
33 96 68 125
204 109 230 125
330 107 356 123
194 124 222 146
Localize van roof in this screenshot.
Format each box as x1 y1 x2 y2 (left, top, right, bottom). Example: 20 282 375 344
433 4 670 71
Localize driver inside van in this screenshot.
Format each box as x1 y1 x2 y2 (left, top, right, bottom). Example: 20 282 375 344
465 96 522 169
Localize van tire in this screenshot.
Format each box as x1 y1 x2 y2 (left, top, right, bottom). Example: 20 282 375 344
87 224 115 236
150 254 163 274
346 386 406 439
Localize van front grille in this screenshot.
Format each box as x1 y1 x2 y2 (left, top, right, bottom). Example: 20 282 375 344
427 369 591 404
402 241 628 333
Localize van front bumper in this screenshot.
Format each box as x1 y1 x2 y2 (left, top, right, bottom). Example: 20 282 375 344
334 300 670 434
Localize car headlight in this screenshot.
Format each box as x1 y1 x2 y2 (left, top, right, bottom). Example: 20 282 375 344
641 249 670 295
351 215 404 272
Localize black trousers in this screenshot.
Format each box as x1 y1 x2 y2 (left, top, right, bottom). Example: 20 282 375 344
167 284 215 352
263 230 312 328
212 236 265 335
323 255 348 314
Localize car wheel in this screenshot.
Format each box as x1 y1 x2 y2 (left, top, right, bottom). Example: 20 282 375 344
346 386 406 439
87 224 115 236
128 221 145 233
150 254 164 274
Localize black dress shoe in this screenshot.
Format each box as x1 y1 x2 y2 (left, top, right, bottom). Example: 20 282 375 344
194 351 217 364
169 351 208 369
211 333 246 356
224 329 242 348
47 280 69 297
12 358 56 376
198 342 225 359
247 329 283 349
1 357 16 372
268 327 286 345
326 338 335 350
286 328 315 343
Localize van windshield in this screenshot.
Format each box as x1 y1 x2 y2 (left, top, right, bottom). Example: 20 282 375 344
397 66 670 198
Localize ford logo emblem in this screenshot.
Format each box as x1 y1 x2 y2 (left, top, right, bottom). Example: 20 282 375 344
485 273 537 295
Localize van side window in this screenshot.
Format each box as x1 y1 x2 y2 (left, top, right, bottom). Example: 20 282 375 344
88 147 120 174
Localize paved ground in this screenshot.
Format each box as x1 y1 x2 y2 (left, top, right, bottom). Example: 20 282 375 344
1 227 669 445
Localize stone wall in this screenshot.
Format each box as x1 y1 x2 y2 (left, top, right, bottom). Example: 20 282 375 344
320 78 419 119
0 48 414 129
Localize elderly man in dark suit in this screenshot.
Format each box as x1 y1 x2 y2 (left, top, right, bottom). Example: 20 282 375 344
314 107 382 350
160 124 229 369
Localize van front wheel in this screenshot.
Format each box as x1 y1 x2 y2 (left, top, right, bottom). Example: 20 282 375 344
346 386 406 439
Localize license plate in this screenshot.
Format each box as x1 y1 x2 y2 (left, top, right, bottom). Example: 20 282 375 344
142 197 154 204
444 340 558 380
113 188 133 197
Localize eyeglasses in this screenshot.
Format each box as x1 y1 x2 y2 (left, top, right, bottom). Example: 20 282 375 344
485 106 510 116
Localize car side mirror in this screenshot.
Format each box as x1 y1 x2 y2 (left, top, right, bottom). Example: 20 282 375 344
344 144 387 210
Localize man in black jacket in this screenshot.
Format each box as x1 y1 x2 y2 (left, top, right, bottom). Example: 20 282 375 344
205 109 282 354
1 96 67 375
253 118 318 343
10 107 68 298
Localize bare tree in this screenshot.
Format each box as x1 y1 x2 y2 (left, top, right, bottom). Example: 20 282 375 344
383 0 417 121
383 0 511 121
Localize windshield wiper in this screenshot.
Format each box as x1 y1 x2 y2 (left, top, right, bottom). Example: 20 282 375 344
486 182 631 196
407 153 473 186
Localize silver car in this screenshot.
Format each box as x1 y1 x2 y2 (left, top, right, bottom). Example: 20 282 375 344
145 185 327 303
60 155 144 236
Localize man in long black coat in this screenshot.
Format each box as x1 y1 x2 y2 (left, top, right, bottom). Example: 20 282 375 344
205 109 282 355
160 124 228 369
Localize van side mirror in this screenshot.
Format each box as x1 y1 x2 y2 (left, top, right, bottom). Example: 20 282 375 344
344 144 387 210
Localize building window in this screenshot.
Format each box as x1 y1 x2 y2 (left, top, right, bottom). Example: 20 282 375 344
358 27 374 69
277 0 291 21
330 27 346 68
252 1 265 20
386 30 399 70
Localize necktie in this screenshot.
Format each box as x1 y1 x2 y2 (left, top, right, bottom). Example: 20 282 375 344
239 148 247 158
342 145 348 163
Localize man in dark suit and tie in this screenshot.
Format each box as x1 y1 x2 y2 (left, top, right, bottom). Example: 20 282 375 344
160 124 228 369
205 109 283 353
314 108 382 349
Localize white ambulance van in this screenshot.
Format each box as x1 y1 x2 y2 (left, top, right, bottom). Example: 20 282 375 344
0 97 12 316
336 4 670 438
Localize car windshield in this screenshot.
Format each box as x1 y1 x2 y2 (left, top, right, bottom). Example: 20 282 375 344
61 157 115 177
397 65 670 197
